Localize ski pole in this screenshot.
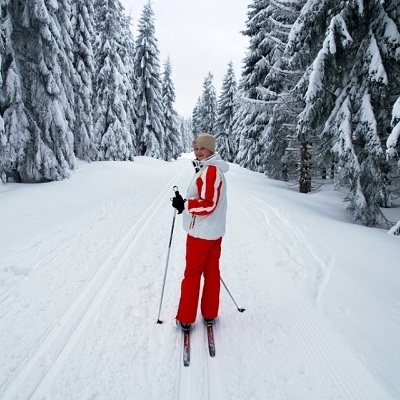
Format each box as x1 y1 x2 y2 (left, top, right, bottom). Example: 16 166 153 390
220 277 246 312
156 187 180 324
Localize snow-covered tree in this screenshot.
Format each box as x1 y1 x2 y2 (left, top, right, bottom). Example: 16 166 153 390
93 0 136 161
387 97 400 160
71 0 97 161
121 12 138 153
0 117 4 184
294 6 353 191
134 1 165 159
5 0 76 182
229 87 246 163
179 116 193 152
236 0 305 172
162 58 182 160
240 0 272 99
235 100 265 171
387 98 400 234
215 61 237 162
0 1 30 183
191 97 202 135
196 72 217 134
384 3 400 205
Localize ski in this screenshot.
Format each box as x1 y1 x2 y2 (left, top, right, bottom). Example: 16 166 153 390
182 329 190 367
205 321 216 357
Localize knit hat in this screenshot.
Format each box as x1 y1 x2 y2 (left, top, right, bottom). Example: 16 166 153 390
192 133 216 154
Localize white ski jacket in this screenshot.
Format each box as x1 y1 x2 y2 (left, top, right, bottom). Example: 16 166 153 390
182 154 229 240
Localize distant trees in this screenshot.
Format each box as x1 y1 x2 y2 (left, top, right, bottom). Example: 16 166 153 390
192 72 217 135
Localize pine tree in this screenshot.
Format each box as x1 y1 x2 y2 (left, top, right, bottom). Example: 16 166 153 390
387 97 400 160
235 100 265 171
93 0 136 161
198 72 217 134
121 12 138 154
383 2 400 209
0 10 3 183
0 1 30 183
134 1 165 159
71 0 97 161
236 0 304 172
234 0 266 170
0 115 4 183
191 97 202 135
230 87 247 163
215 61 237 162
240 0 271 98
292 2 350 192
6 0 76 182
257 0 307 180
56 0 76 133
162 58 182 160
178 116 193 152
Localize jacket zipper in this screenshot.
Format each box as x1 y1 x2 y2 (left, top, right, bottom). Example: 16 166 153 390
189 215 196 230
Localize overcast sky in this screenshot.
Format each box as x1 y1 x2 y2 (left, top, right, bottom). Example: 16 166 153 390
120 0 250 117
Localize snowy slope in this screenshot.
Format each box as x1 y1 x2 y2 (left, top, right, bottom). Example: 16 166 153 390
0 156 399 400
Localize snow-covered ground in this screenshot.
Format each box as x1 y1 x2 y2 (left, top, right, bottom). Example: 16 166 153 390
0 155 399 400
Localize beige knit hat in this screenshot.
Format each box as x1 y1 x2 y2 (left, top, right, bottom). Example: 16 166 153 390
192 133 216 154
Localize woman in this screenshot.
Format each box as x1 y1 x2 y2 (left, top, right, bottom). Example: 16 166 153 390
172 132 229 330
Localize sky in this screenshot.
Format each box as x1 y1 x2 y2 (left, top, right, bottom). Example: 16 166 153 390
0 155 399 399
120 0 250 117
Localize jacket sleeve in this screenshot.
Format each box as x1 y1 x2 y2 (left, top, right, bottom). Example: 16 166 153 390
186 165 222 216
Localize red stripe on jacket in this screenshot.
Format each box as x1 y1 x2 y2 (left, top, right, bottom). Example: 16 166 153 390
187 165 222 216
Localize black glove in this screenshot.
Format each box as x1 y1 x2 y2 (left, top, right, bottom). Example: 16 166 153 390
172 190 185 214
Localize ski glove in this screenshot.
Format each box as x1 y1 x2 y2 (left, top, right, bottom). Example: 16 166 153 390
172 192 185 214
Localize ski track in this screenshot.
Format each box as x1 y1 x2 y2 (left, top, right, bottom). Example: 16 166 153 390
0 202 114 304
205 320 225 400
177 296 226 399
223 178 392 400
0 168 185 400
257 198 336 303
178 329 191 399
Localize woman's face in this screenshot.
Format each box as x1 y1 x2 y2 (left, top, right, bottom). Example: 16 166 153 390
194 146 212 161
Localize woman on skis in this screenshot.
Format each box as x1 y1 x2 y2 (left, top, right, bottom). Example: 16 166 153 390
172 132 229 331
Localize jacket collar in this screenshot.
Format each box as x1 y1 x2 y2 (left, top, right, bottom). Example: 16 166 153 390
192 154 215 172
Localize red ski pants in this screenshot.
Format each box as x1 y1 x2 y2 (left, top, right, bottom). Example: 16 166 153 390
176 235 222 324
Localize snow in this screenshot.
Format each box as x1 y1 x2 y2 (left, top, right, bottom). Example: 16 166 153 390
367 34 388 84
387 97 400 157
0 155 399 400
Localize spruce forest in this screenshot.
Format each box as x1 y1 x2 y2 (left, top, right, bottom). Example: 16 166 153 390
1 0 399 229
